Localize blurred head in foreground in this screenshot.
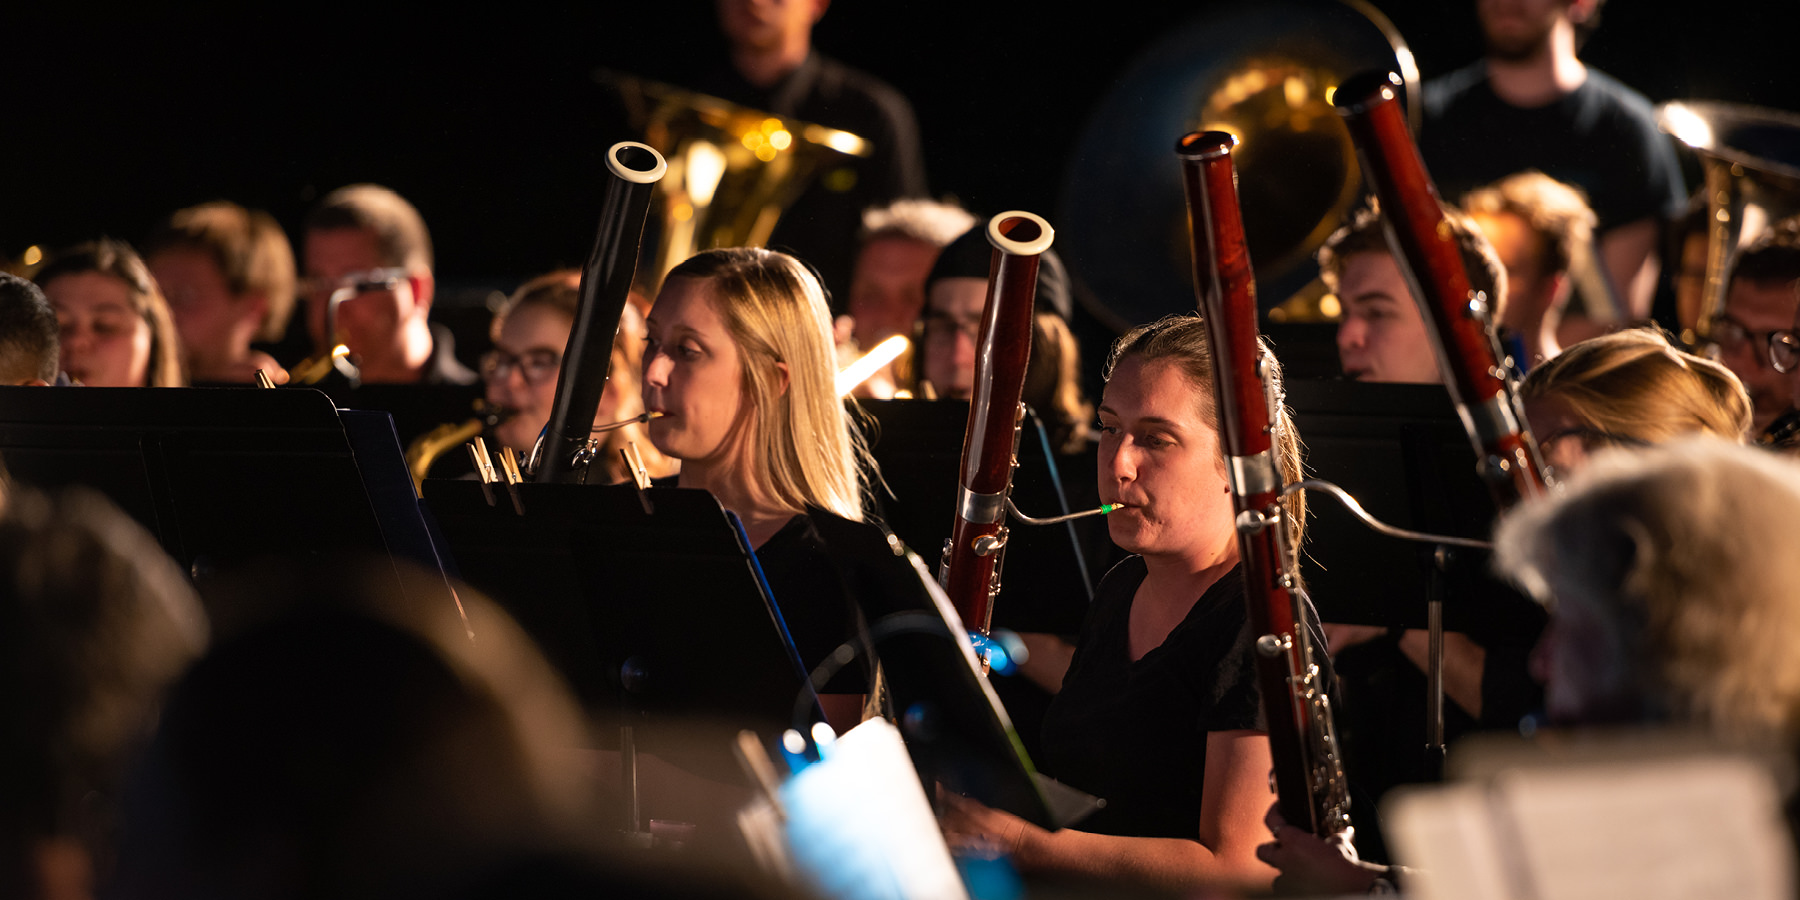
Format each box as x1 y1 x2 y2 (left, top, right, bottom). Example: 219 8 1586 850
1 488 207 900
110 559 600 900
1496 439 1800 742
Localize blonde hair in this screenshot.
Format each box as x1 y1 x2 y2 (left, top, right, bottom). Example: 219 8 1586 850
1521 328 1752 446
145 201 298 342
1025 311 1093 455
664 248 869 521
1104 314 1306 552
1460 171 1596 277
1495 439 1800 742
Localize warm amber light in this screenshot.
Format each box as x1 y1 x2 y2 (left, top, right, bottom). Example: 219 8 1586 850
22 245 43 266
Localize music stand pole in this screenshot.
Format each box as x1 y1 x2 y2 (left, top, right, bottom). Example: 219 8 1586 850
1425 545 1450 779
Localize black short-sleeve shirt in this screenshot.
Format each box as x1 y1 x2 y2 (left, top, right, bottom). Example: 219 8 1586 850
1421 64 1685 235
1039 559 1265 839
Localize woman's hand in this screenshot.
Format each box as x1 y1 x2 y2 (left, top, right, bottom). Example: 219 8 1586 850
1255 804 1385 895
937 789 1042 864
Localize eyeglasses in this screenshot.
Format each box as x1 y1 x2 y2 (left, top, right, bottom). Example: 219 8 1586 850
1537 427 1651 454
480 347 562 385
1770 330 1800 373
1708 314 1788 369
299 268 411 300
922 313 982 343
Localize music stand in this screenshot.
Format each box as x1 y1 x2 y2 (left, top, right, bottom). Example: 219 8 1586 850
0 386 451 606
321 381 486 450
423 480 827 740
1284 379 1503 631
804 509 1099 831
858 399 1098 635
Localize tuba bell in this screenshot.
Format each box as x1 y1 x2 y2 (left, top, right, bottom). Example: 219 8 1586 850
600 71 872 294
1658 100 1800 346
1057 0 1419 330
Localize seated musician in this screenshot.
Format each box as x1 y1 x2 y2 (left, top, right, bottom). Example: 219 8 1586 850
841 198 974 398
299 184 476 386
1324 203 1506 384
481 270 672 484
1461 171 1597 365
1707 218 1800 438
1522 327 1751 478
1265 438 1800 893
143 201 297 385
0 274 59 386
641 247 880 709
942 315 1327 893
918 224 1091 454
32 239 186 387
1321 206 1522 757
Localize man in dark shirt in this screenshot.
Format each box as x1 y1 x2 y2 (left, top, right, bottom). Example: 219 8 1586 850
695 0 928 306
1421 0 1683 324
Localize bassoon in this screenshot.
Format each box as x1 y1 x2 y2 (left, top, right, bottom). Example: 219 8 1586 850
533 141 667 484
1334 72 1552 509
939 211 1055 635
1179 131 1351 836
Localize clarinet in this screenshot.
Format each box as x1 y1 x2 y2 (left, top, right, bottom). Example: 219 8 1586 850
533 142 667 484
939 211 1055 635
1179 131 1351 836
1334 72 1552 509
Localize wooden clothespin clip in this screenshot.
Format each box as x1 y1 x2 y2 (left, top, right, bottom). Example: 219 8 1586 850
467 437 499 507
622 441 654 514
498 446 526 515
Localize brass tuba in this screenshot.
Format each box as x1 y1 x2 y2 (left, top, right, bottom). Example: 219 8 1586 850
1657 101 1800 345
1057 0 1419 329
600 72 872 293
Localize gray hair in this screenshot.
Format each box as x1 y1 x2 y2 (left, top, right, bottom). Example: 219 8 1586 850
860 199 977 248
1495 438 1800 741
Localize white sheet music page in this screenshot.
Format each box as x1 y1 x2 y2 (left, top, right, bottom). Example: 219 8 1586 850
1389 753 1794 900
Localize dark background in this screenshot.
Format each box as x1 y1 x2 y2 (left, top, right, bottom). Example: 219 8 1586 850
1 0 1785 306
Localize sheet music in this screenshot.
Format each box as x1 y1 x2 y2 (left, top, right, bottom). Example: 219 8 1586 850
1389 753 1794 900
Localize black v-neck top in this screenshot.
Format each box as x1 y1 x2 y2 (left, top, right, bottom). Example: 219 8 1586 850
1039 558 1265 839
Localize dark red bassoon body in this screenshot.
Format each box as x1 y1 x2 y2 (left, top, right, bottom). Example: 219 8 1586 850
1178 131 1350 836
939 212 1054 634
1333 72 1551 509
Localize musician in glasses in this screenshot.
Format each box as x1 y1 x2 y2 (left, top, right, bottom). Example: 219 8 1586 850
299 184 475 387
1704 219 1800 437
1522 327 1751 478
916 225 1092 455
481 271 670 484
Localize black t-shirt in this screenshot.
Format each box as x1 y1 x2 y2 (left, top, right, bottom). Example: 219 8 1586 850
1039 559 1276 839
1421 64 1685 234
693 53 928 307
